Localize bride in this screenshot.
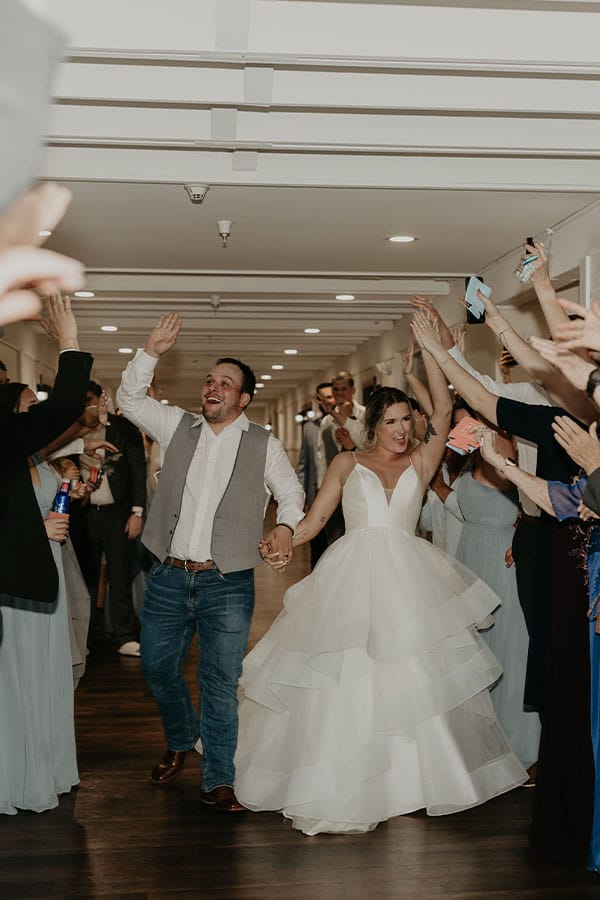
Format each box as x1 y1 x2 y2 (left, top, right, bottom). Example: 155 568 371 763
234 310 527 835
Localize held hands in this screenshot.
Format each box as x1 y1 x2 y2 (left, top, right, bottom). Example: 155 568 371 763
259 524 294 573
146 313 182 358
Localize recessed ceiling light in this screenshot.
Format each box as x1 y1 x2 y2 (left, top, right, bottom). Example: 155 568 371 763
38 230 52 238
284 349 298 355
335 294 355 301
160 398 169 404
73 290 95 298
256 382 265 388
272 364 284 370
100 325 118 332
118 347 133 354
260 374 272 380
387 235 416 243
304 327 320 334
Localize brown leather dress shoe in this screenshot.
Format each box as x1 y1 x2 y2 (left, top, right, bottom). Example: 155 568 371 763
149 749 187 784
200 785 246 813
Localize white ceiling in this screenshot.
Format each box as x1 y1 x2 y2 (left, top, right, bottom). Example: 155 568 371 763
39 0 600 410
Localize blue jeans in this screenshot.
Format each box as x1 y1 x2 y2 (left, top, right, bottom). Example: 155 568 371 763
141 561 254 792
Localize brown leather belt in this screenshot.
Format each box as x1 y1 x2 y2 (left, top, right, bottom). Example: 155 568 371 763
166 556 215 573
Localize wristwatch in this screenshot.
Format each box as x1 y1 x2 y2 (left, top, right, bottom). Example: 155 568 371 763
585 367 600 399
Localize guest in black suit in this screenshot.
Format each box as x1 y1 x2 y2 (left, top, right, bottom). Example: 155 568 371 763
81 381 147 657
0 296 92 608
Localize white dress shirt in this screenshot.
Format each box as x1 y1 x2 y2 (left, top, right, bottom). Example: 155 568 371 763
117 349 305 561
449 345 550 517
317 400 366 486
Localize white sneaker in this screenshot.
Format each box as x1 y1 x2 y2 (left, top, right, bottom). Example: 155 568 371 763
118 640 140 657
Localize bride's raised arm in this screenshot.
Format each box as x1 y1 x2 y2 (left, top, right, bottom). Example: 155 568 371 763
409 308 453 486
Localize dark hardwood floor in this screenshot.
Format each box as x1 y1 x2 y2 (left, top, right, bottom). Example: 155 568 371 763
2 541 600 898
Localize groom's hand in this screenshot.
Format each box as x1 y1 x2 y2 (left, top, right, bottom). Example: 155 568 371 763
260 525 294 572
145 312 182 358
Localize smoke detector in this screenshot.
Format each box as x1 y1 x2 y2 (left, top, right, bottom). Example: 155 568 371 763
184 184 209 203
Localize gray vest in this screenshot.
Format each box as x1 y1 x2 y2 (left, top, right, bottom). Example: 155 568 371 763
142 414 270 573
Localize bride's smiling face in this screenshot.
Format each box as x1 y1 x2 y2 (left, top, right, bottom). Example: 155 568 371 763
375 402 414 453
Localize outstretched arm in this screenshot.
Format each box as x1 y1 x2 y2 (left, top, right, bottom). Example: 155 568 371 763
478 427 554 516
409 312 453 485
476 289 596 422
528 241 570 339
116 313 184 445
410 309 500 427
402 341 433 417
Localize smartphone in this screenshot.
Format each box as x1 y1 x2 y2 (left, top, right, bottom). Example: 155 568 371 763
525 236 535 254
464 275 490 324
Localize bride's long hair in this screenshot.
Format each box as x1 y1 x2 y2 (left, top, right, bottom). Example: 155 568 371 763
362 386 414 451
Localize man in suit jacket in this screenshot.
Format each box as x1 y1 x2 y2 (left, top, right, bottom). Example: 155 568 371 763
0 296 92 607
295 381 335 567
80 381 147 657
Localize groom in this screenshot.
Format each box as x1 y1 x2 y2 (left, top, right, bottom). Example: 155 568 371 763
117 313 304 812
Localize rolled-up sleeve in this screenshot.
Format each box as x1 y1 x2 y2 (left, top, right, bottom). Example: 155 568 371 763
265 435 305 531
116 349 184 450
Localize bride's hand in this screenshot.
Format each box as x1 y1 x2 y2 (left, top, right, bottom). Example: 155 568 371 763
410 309 442 355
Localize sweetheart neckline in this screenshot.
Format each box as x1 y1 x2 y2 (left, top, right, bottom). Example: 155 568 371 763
353 460 415 502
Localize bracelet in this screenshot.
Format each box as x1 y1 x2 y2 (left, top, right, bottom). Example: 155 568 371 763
277 522 294 534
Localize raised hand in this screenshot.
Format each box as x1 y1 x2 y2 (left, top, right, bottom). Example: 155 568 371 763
410 309 443 356
529 336 594 392
528 240 551 287
409 294 455 349
554 299 600 353
402 341 416 377
38 292 79 351
449 325 465 351
552 417 600 474
145 313 182 358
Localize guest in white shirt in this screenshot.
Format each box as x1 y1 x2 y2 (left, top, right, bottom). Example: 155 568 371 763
117 313 304 814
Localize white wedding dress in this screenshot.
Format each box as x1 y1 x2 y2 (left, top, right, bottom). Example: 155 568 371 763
234 461 527 835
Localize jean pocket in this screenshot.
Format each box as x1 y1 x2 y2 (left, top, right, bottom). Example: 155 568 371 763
149 561 168 578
